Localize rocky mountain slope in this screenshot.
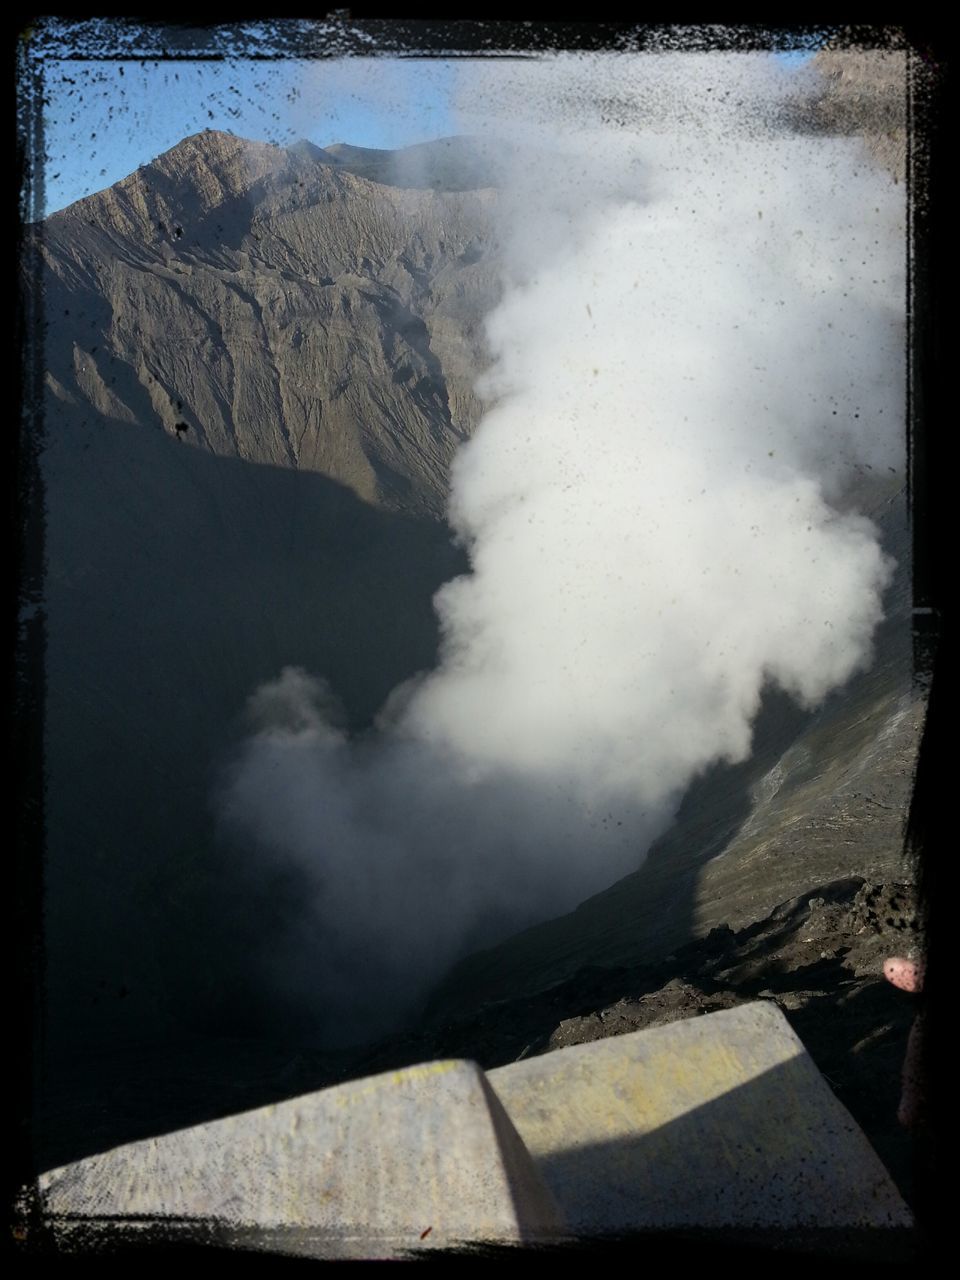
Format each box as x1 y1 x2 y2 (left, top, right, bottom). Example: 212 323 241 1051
425 479 919 1019
34 130 499 514
780 49 907 182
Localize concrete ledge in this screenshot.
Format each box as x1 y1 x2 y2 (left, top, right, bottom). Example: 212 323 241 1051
33 1003 912 1253
37 1059 565 1258
488 1001 912 1232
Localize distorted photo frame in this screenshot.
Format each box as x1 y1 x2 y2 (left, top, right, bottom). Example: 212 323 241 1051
15 18 947 1262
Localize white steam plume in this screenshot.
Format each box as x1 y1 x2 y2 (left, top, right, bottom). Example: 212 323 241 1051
218 53 904 1046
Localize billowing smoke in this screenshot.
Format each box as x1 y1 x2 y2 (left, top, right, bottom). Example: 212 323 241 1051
217 53 904 1046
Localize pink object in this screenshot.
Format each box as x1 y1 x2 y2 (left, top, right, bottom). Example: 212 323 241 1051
883 956 924 993
883 955 926 1129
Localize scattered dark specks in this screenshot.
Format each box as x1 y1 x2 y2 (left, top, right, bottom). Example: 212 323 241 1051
157 221 166 234
175 225 183 239
419 1227 432 1240
586 303 592 317
174 422 190 438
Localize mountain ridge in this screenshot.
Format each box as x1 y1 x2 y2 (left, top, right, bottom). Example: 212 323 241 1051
35 128 500 513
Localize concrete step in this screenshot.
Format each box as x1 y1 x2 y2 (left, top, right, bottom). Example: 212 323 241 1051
487 1000 912 1233
36 1058 565 1259
33 1001 912 1256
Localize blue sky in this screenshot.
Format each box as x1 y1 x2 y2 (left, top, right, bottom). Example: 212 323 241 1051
27 30 817 220
34 56 462 218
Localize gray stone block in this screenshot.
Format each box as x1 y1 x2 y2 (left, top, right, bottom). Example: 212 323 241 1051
488 1000 912 1232
37 1058 565 1258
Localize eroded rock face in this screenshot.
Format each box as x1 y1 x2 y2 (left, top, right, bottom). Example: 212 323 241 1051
782 50 908 183
34 130 500 516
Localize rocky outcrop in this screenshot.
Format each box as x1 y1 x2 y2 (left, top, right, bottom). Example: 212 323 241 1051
34 130 499 516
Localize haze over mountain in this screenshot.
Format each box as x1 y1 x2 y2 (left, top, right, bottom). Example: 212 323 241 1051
24 52 921 1169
